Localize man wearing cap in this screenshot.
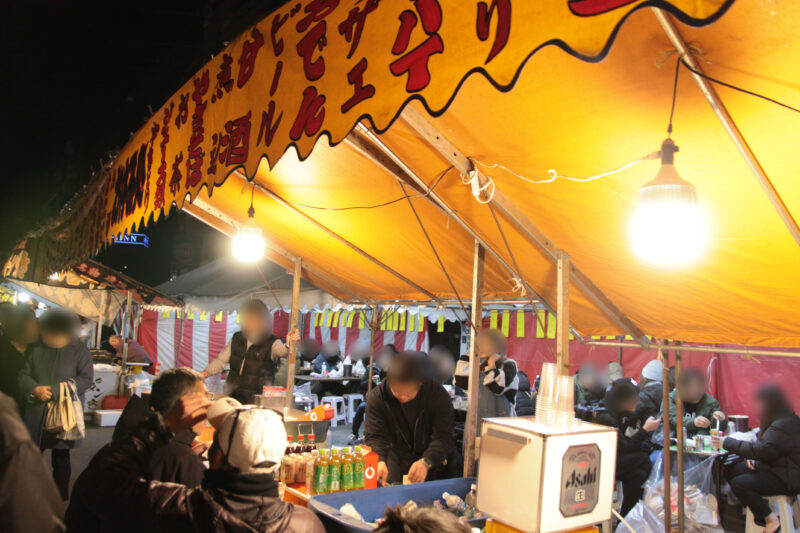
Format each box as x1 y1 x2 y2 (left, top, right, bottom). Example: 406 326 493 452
66 395 324 533
365 351 457 485
201 299 299 403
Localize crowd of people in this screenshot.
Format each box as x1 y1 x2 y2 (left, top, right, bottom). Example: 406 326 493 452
2 297 800 533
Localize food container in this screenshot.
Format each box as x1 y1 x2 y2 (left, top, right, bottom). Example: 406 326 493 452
253 387 287 410
729 415 749 433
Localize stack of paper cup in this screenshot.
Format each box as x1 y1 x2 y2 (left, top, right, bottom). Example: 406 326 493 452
535 363 557 426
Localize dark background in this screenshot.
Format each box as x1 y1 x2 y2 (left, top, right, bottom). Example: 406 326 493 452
1 0 283 286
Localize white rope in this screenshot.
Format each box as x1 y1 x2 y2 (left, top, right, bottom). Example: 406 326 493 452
612 508 636 533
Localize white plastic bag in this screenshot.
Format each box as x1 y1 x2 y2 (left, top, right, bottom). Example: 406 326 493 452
58 380 85 441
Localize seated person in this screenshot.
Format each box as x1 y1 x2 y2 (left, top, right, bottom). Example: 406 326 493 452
375 505 471 533
665 368 726 437
343 340 374 378
719 385 800 533
454 329 518 430
298 338 321 367
312 341 346 397
429 345 463 395
515 370 535 416
107 368 207 488
636 360 665 422
365 351 457 484
597 379 660 517
67 395 324 533
574 363 605 406
108 334 153 373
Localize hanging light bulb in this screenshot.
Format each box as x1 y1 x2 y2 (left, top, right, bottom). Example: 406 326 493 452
232 188 265 263
629 139 708 267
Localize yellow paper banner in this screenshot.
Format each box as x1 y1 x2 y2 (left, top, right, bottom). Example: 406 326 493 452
501 310 510 337
516 310 525 338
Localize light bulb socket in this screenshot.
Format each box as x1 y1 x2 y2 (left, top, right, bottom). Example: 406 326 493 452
247 205 255 218
660 138 679 165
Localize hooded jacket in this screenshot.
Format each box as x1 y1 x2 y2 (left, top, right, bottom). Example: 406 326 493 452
724 414 800 492
664 390 726 436
636 380 664 422
364 379 456 483
65 414 324 533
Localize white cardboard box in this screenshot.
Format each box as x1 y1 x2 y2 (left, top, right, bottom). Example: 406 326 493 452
94 409 123 427
477 417 617 533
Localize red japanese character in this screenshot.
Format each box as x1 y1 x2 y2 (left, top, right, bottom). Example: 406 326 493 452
476 0 511 64
175 93 189 130
296 0 339 32
170 153 183 195
296 21 327 81
338 0 378 59
219 112 252 165
213 54 234 102
186 71 209 188
390 0 444 92
257 100 283 148
568 0 636 16
271 12 288 55
270 61 283 97
341 58 375 113
290 86 325 141
155 103 173 210
237 28 264 89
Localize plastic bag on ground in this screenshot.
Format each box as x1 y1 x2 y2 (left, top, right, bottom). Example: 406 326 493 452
616 453 724 533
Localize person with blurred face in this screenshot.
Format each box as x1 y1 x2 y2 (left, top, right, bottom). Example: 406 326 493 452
201 299 299 403
454 328 519 432
0 303 38 410
664 368 726 437
108 334 153 373
365 351 456 485
429 345 457 386
19 310 93 500
718 385 800 533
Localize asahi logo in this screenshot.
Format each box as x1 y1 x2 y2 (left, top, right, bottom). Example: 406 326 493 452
560 444 601 518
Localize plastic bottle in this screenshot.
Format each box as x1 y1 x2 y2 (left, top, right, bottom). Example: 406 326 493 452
284 435 294 455
294 440 308 484
322 362 328 376
296 434 306 454
353 445 365 489
314 449 330 494
464 483 477 507
280 436 296 484
442 492 466 513
341 446 355 491
328 448 342 493
307 433 316 452
306 449 319 494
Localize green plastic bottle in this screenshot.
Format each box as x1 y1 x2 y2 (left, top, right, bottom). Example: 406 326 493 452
314 449 330 494
353 445 365 489
328 448 342 493
341 446 355 491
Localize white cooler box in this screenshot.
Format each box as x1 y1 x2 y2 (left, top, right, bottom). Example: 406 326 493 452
477 417 617 533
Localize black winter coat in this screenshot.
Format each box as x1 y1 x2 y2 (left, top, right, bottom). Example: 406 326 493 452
365 379 456 483
0 338 27 410
65 414 324 533
597 408 653 467
515 371 535 416
724 414 800 492
227 332 278 403
636 381 663 422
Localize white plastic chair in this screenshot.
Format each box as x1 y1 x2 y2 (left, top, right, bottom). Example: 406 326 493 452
320 395 347 427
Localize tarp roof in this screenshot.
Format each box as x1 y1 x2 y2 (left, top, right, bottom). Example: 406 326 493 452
7 0 800 347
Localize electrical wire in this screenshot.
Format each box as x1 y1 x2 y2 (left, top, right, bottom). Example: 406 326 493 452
667 57 681 136
680 58 800 114
254 263 284 309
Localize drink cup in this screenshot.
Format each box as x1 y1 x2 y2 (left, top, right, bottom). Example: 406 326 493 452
710 428 722 451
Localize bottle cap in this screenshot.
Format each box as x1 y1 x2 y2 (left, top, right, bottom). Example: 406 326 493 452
309 433 316 441
287 435 294 442
354 445 362 452
319 449 329 456
342 446 351 453
331 448 339 455
298 435 305 442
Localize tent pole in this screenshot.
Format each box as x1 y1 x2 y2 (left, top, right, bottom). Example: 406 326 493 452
184 200 371 304
232 170 444 305
367 305 378 394
660 343 672 533
653 8 800 248
582 339 800 359
674 342 685 533
176 311 186 369
96 290 107 348
395 108 647 346
556 251 570 375
463 241 485 477
285 258 302 408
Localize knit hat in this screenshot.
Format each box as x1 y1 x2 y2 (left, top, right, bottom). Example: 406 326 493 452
607 362 623 382
215 406 287 474
641 360 663 382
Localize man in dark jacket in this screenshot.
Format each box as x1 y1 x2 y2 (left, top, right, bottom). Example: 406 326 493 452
365 351 456 485
0 391 64 533
664 368 726 437
636 360 665 423
109 368 206 487
201 299 298 403
597 379 660 517
0 303 37 410
66 394 324 533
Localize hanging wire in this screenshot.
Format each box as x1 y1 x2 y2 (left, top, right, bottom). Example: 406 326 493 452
254 263 284 309
487 203 556 359
667 57 681 136
248 183 256 217
680 58 800 114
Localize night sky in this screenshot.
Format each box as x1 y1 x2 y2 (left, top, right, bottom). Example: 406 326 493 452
1 0 283 286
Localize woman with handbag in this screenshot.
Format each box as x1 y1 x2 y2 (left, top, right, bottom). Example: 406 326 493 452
19 310 93 501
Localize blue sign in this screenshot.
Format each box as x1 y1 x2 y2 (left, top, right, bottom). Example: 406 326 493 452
114 233 149 247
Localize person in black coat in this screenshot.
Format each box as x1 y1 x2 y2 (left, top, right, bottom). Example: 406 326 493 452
719 385 800 533
365 351 456 485
18 310 93 501
597 379 661 517
0 303 38 411
515 370 535 416
636 360 665 423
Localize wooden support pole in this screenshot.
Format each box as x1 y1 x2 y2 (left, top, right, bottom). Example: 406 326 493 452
463 241 485 477
674 342 685 533
367 306 378 394
660 343 672 533
556 252 570 376
96 290 107 348
119 291 133 394
285 258 302 408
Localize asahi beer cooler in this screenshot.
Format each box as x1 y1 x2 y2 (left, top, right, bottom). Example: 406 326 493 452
476 417 618 532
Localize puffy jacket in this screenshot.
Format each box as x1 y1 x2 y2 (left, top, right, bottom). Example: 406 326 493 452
65 414 324 533
636 381 664 422
597 408 653 466
664 390 726 436
724 415 800 492
228 332 279 403
515 371 535 416
365 379 456 483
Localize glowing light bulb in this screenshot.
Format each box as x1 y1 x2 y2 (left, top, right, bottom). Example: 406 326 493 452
232 215 265 263
629 139 708 267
